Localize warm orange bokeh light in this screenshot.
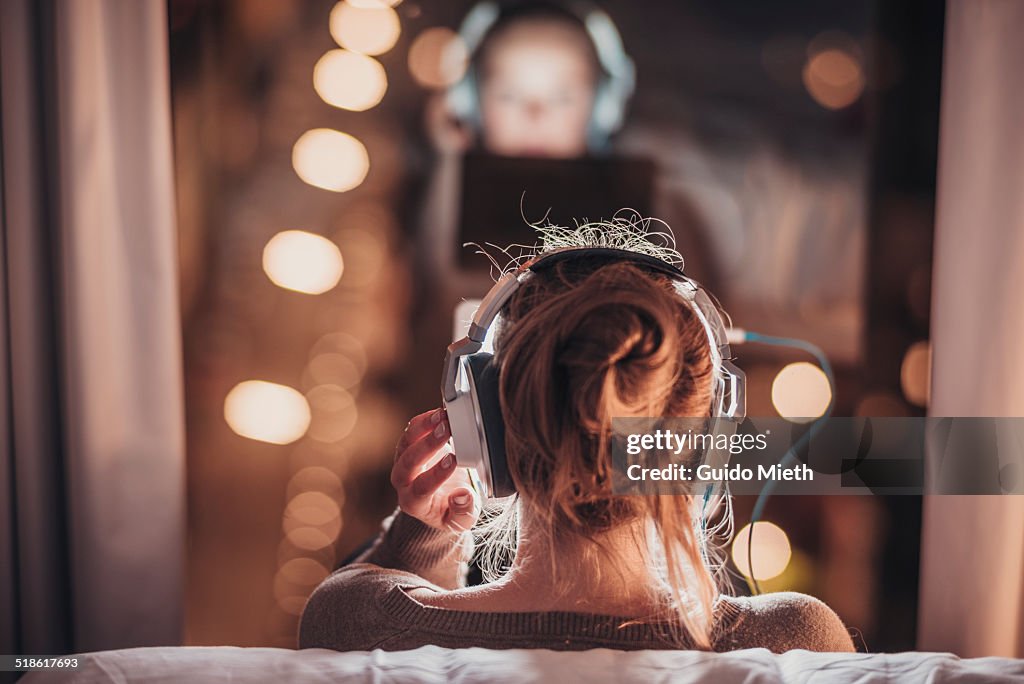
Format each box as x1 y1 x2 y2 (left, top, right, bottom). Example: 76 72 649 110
223 380 311 445
263 230 344 295
303 353 363 392
306 384 358 443
311 332 367 367
803 48 864 110
732 521 793 581
408 27 469 89
347 0 403 8
284 491 341 527
287 466 344 499
329 1 400 57
273 558 330 615
771 362 832 422
900 341 931 407
313 49 387 111
284 526 336 552
292 128 369 192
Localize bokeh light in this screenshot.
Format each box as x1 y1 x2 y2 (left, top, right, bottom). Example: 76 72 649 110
306 384 359 443
310 332 368 375
224 380 311 445
302 352 363 391
771 362 832 422
278 556 331 584
803 47 864 110
408 27 469 89
329 1 400 56
276 534 336 574
283 526 336 553
900 341 931 407
313 49 387 111
732 521 793 581
262 230 344 295
273 594 307 617
348 0 402 6
273 557 330 615
292 128 369 192
282 493 343 542
284 491 342 529
286 466 344 501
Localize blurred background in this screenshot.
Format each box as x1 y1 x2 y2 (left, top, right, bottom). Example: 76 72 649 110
167 0 942 651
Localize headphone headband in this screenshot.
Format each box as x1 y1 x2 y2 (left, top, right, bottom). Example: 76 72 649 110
445 247 711 402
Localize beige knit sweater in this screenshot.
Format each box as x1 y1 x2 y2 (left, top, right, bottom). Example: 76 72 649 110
298 509 856 653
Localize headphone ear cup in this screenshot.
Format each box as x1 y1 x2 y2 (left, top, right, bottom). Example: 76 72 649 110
464 352 515 497
588 77 616 149
445 68 481 132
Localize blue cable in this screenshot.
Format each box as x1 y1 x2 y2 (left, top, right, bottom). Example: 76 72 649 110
738 331 835 595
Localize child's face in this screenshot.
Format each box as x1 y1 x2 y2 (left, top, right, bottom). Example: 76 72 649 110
478 21 598 158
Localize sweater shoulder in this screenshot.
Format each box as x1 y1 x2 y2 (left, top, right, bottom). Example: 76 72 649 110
715 591 856 653
298 563 433 651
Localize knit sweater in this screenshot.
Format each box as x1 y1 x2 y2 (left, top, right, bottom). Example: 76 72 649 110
298 509 856 653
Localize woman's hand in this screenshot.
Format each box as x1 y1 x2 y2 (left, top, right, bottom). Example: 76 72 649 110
392 408 479 533
424 93 473 154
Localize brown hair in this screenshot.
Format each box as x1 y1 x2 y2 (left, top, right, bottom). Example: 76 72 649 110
482 251 723 648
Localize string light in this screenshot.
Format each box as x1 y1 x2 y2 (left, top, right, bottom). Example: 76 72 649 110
292 128 369 193
771 362 832 422
408 27 469 89
313 49 387 111
329 1 401 56
900 341 932 407
803 47 864 110
224 381 311 445
732 522 793 582
263 230 344 295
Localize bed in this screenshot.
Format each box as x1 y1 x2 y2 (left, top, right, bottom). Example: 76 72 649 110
21 645 1024 683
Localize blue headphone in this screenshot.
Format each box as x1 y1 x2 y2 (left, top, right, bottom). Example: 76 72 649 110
445 1 637 152
441 247 747 498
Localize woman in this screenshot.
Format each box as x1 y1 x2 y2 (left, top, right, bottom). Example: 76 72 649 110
299 225 855 653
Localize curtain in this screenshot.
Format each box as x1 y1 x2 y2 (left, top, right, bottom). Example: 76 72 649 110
919 0 1024 658
0 0 185 660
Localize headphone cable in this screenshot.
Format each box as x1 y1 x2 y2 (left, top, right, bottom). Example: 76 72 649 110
729 330 835 595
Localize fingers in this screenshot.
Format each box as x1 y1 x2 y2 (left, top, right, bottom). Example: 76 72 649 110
395 408 445 455
392 414 451 488
443 488 479 533
392 408 479 534
410 452 457 497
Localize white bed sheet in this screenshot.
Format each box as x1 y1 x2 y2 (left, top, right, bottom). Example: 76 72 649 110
22 645 1024 684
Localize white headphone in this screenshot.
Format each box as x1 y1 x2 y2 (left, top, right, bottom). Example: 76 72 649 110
445 1 637 151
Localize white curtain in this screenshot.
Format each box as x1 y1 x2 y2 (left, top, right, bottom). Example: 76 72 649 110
919 0 1024 658
55 0 186 650
0 0 184 654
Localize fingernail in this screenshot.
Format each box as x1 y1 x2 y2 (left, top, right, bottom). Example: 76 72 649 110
441 453 455 469
434 422 447 438
452 492 470 506
431 409 443 425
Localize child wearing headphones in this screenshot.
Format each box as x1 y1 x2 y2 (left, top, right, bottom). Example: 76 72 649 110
299 221 855 653
428 1 634 157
